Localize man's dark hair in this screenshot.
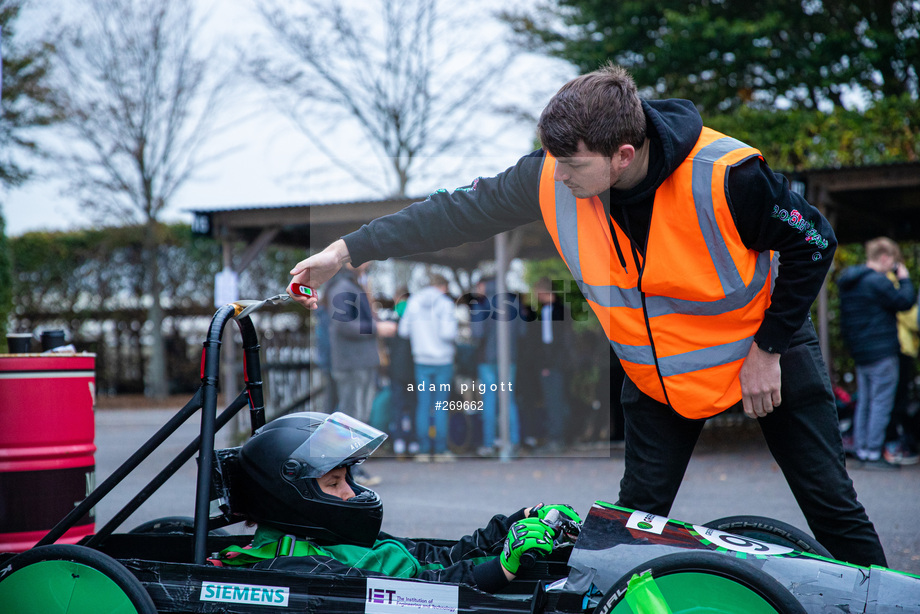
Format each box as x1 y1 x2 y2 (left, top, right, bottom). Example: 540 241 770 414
537 63 646 158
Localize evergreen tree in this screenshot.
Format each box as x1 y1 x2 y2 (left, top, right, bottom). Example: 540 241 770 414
502 1 919 112
502 1 920 167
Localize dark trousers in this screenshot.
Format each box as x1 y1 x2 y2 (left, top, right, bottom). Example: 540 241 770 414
615 320 887 567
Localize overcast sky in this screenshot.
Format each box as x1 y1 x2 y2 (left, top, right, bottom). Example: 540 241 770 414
2 0 573 237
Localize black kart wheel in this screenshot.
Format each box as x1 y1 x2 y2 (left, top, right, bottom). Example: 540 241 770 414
595 550 805 614
0 544 157 614
129 515 229 536
703 515 832 558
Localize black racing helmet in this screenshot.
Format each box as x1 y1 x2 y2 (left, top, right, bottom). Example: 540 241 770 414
237 411 387 546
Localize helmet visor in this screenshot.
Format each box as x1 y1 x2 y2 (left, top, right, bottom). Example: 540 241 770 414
288 412 387 478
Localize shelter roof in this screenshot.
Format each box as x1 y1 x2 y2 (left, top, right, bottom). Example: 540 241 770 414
188 161 920 267
188 198 551 269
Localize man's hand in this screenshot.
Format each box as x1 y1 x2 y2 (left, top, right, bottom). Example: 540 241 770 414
739 343 782 419
499 518 556 577
288 240 351 309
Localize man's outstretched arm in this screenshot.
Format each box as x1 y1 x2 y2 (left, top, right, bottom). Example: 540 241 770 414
288 153 544 309
345 153 544 266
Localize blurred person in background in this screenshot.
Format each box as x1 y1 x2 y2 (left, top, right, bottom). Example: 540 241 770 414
470 276 524 456
399 274 458 461
325 262 396 484
384 287 417 457
883 257 920 465
532 277 575 453
313 292 337 414
838 237 916 471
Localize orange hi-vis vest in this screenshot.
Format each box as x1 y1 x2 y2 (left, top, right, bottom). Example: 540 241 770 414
538 128 774 419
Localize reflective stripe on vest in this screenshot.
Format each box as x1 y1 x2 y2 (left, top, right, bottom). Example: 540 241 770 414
539 128 774 418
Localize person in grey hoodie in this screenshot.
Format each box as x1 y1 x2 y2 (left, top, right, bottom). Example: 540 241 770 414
398 274 458 460
837 237 916 470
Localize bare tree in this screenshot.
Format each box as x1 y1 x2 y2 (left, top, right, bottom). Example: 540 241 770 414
1 1 62 189
249 0 515 197
52 0 229 398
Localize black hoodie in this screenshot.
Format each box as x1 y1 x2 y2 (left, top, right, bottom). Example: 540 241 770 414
343 99 837 357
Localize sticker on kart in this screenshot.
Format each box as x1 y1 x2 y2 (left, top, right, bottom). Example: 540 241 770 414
625 510 669 535
692 525 795 555
365 577 459 613
200 581 291 607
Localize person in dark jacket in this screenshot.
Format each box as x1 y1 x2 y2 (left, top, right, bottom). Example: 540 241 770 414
837 237 916 470
470 277 525 455
313 296 338 414
531 277 575 452
383 287 416 456
287 64 887 567
324 263 396 424
218 411 578 592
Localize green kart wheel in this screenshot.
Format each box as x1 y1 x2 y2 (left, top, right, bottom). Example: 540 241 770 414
0 544 156 614
596 550 805 614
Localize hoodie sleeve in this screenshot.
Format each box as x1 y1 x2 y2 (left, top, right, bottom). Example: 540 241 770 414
343 153 544 266
726 157 837 354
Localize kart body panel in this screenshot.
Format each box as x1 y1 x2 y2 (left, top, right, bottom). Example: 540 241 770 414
567 502 920 613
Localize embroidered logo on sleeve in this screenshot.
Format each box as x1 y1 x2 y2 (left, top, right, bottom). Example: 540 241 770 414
455 177 481 193
771 205 829 260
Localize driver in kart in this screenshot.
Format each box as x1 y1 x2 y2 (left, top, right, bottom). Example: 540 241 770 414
215 411 581 592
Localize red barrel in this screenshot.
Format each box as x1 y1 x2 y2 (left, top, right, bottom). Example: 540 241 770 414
0 353 96 552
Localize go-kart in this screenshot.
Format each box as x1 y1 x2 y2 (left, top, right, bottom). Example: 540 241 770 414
1 302 918 613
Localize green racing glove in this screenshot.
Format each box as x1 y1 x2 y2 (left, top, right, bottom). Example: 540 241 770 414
529 503 582 524
500 518 556 575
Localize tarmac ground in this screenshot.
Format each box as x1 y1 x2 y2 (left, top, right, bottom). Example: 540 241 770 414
90 406 920 575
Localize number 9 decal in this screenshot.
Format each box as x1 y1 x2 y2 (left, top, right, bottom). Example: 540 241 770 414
692 526 794 556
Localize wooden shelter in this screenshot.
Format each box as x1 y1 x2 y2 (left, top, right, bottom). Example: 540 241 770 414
190 199 551 455
796 162 920 370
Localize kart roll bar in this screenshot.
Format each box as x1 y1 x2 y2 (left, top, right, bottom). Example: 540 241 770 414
83 393 249 549
37 307 269 566
192 305 266 563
